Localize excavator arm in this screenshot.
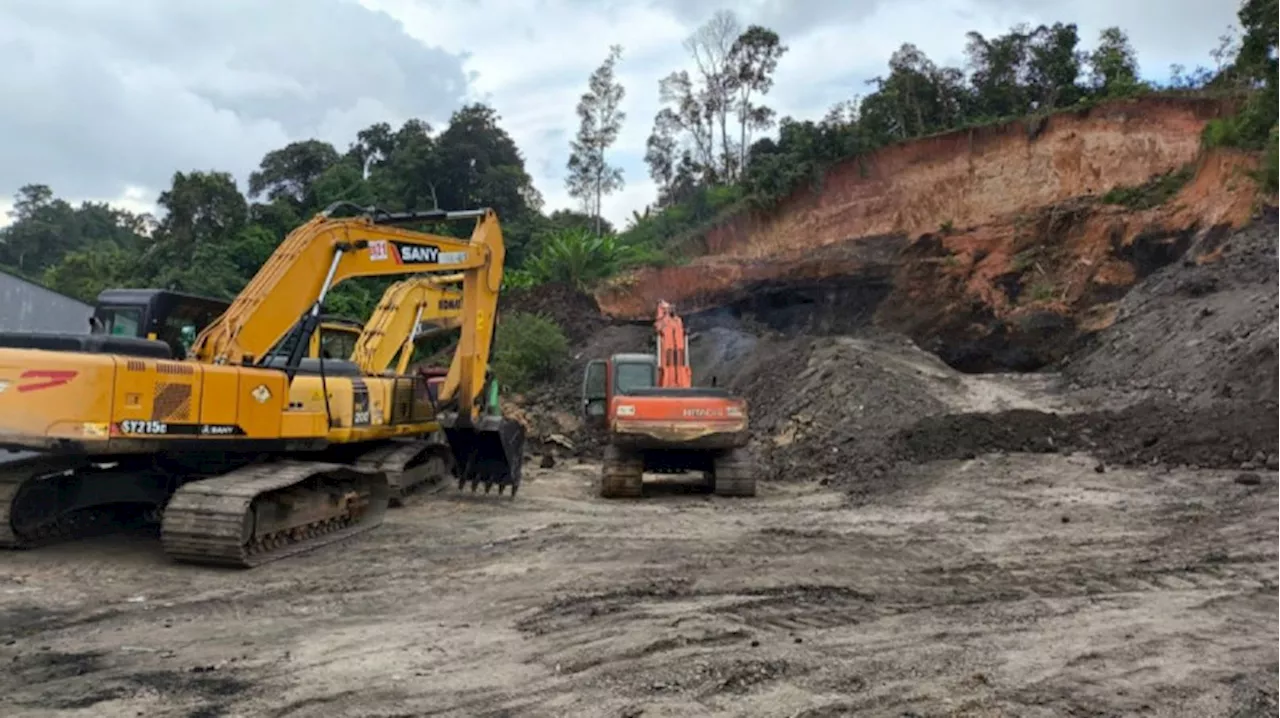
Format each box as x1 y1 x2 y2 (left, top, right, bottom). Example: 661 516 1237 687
351 274 464 376
654 300 692 388
190 205 504 425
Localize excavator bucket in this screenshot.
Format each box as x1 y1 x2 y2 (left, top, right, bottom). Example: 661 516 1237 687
443 416 526 496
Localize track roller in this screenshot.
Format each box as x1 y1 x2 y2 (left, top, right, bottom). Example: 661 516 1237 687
160 460 390 568
356 436 452 507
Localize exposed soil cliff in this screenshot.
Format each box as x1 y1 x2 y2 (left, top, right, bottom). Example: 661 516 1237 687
594 96 1265 372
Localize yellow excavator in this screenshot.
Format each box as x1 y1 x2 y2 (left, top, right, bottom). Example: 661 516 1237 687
342 274 467 504
0 204 524 567
352 273 464 377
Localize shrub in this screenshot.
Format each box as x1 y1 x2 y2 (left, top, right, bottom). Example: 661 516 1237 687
520 228 642 292
1262 125 1278 194
491 311 569 392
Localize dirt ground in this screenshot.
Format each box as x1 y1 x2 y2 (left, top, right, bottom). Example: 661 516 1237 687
1 214 1276 717
1 439 1275 718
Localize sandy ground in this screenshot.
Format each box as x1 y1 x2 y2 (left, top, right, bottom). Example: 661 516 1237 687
0 442 1275 718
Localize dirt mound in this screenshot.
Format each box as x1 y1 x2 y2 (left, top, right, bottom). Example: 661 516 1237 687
725 332 960 482
897 399 1278 471
1061 209 1279 406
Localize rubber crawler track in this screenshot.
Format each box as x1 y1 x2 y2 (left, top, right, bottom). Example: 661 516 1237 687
0 456 107 549
356 439 449 506
160 460 390 568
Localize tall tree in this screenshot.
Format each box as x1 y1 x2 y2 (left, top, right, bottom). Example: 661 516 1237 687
1087 27 1142 96
1234 0 1278 85
965 26 1034 119
686 10 743 180
646 12 785 196
728 25 788 173
247 139 341 213
141 170 251 297
1025 23 1084 109
566 45 627 235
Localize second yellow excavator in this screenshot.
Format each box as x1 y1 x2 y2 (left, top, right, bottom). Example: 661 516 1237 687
0 204 524 568
342 273 467 504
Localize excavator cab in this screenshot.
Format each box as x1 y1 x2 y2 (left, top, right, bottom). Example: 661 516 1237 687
91 289 229 358
581 353 660 430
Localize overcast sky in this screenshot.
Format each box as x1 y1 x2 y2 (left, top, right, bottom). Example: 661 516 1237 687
0 0 1242 231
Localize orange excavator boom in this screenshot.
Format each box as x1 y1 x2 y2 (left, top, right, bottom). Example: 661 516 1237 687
654 300 692 388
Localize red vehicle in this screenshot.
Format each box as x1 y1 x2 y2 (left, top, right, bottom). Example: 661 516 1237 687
582 301 755 498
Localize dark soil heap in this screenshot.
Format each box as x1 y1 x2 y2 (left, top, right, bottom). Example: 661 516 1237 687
723 332 953 483
897 400 1278 471
1062 207 1279 406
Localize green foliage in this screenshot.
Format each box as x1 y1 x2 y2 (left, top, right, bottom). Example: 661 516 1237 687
566 45 626 234
1100 165 1195 209
491 311 570 392
519 227 648 291
2 103 546 319
1027 282 1056 302
1262 126 1279 194
1196 0 1278 195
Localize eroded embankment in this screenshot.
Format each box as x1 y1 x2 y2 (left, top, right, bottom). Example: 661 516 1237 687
595 96 1262 372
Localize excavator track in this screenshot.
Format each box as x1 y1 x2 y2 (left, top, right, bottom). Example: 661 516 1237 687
0 456 165 549
355 436 451 506
160 460 389 568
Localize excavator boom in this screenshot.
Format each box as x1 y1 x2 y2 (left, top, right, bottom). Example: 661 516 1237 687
351 274 463 376
654 299 692 388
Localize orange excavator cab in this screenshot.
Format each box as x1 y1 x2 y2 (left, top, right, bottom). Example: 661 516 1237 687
582 301 755 499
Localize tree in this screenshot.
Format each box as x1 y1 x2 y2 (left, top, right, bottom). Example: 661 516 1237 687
1088 27 1143 97
647 11 755 192
965 27 1033 119
1234 0 1278 85
728 25 788 172
687 10 745 181
1026 23 1084 109
247 139 341 212
566 45 627 235
141 170 251 297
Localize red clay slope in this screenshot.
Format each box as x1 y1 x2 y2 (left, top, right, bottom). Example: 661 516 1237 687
594 96 1263 369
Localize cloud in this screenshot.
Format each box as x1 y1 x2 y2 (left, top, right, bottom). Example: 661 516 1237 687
0 0 1244 233
0 0 468 217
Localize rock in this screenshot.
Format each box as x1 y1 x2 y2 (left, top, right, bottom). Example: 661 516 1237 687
1234 472 1262 486
539 454 555 469
545 433 575 451
1267 454 1279 471
1094 462 1106 473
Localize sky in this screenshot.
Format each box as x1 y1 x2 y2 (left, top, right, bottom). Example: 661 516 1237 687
0 0 1243 232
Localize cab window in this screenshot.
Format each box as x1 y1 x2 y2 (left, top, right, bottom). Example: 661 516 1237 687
97 307 142 337
614 362 655 395
159 304 221 359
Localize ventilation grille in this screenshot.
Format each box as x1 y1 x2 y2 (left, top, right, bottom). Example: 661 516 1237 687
151 383 192 421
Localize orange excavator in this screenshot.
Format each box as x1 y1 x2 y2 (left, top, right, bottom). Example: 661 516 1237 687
582 300 755 498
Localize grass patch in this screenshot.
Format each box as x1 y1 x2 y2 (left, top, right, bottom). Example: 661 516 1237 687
1100 165 1195 209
